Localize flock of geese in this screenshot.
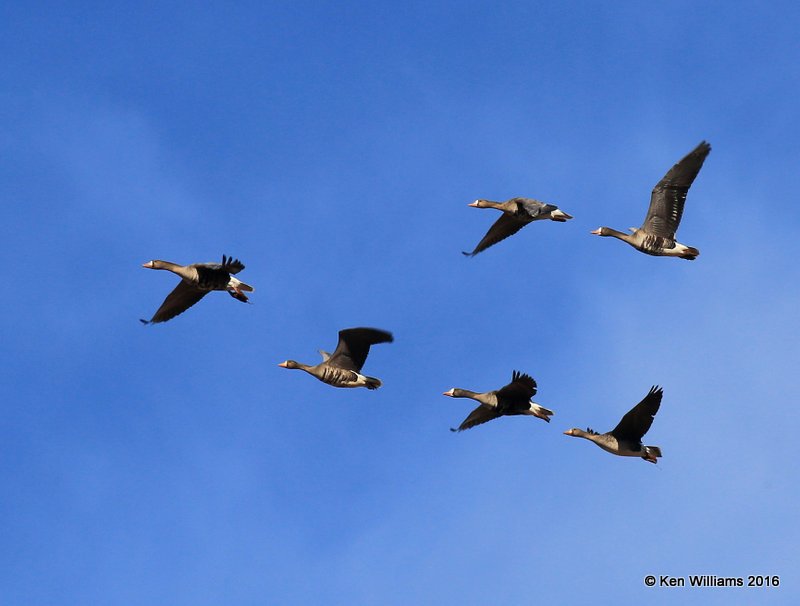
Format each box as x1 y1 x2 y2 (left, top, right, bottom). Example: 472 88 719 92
140 141 712 464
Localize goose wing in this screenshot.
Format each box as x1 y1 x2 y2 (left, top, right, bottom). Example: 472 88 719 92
451 404 502 432
610 386 663 442
463 213 527 257
142 280 208 324
517 198 554 218
496 370 537 400
641 141 710 239
195 255 245 275
328 327 394 371
220 255 245 275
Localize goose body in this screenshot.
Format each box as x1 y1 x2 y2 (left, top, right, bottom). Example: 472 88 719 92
591 141 710 259
463 197 573 257
444 370 554 431
564 386 663 463
141 255 254 324
279 328 393 389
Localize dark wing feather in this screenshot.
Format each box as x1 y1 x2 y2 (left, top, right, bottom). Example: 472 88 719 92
463 213 528 256
221 255 245 274
497 370 536 409
610 386 663 442
451 405 502 432
144 280 208 324
642 141 710 239
328 327 394 371
517 198 553 218
193 255 245 283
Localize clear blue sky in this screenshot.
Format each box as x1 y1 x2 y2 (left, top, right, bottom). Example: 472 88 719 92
2 2 798 604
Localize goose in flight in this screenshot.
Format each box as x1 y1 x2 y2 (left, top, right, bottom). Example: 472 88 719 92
444 370 554 431
591 141 710 259
278 328 393 389
564 386 663 463
141 255 253 324
462 197 572 257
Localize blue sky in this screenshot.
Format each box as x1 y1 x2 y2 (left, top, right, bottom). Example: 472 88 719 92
2 2 799 604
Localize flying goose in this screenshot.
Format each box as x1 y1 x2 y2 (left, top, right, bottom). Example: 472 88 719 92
591 141 711 259
444 370 554 432
140 255 253 324
278 327 393 389
462 197 573 257
564 386 663 463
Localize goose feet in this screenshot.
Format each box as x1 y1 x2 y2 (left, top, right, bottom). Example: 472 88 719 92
228 288 249 303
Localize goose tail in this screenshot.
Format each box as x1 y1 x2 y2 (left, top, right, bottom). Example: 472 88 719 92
230 277 254 292
681 247 700 260
529 402 554 422
643 446 662 463
364 376 383 390
550 209 573 222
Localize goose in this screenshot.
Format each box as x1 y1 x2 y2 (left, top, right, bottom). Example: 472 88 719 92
462 197 573 257
591 141 711 259
140 255 253 324
564 386 663 463
444 370 554 432
278 327 393 389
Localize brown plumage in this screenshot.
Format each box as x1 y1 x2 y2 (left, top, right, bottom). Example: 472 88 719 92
140 255 253 324
444 370 554 432
463 197 573 257
564 386 663 463
591 141 710 259
278 327 394 389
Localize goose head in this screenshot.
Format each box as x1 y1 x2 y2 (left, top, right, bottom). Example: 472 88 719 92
278 360 300 369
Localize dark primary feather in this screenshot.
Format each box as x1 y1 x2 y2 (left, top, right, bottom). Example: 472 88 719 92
328 328 394 372
451 407 502 432
194 255 245 289
463 213 527 257
451 370 537 431
220 255 245 274
642 141 711 239
610 385 663 442
141 254 247 324
496 370 538 403
517 199 558 217
141 281 208 324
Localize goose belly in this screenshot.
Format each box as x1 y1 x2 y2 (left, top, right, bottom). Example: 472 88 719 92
318 367 363 388
593 437 643 457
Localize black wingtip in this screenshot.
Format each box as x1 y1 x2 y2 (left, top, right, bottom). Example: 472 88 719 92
139 319 151 325
450 427 459 433
462 251 475 257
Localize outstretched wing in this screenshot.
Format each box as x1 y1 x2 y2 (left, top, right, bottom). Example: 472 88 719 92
451 404 502 432
610 386 663 442
328 327 394 371
641 141 711 239
463 214 527 257
221 255 245 274
142 280 208 324
496 370 537 400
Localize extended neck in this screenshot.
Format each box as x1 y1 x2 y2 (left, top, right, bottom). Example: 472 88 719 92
450 389 496 407
470 199 503 210
144 260 197 281
566 428 602 443
280 360 315 373
595 227 637 245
